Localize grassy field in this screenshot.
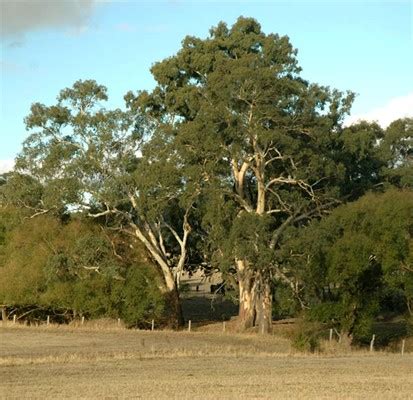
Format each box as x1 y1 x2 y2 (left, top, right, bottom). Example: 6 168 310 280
1 323 412 399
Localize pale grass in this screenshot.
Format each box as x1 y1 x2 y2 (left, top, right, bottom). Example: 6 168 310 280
0 318 127 332
1 323 412 399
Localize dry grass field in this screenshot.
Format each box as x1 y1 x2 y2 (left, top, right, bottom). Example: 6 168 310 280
1 322 412 399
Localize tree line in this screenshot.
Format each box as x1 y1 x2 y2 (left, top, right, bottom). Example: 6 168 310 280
0 17 412 341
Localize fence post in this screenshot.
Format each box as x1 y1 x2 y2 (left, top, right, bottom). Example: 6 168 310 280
329 329 333 342
401 339 405 356
223 321 226 333
188 320 192 332
1 306 7 322
369 334 375 352
46 315 50 326
117 318 121 327
13 315 16 324
151 319 155 331
81 316 85 325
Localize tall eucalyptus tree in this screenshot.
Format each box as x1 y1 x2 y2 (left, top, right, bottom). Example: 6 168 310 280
130 17 354 332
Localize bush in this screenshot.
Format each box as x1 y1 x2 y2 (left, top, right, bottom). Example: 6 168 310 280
119 264 166 328
291 320 321 353
0 212 167 327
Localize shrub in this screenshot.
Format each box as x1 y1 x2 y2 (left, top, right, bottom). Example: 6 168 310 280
119 264 166 328
291 320 322 353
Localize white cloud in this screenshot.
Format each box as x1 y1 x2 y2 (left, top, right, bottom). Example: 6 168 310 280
0 160 14 174
0 0 104 39
345 92 413 128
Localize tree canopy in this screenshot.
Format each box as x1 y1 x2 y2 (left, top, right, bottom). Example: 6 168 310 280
129 17 362 332
280 189 413 341
9 78 204 326
2 16 412 335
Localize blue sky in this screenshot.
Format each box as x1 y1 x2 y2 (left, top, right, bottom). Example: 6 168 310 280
1 0 412 171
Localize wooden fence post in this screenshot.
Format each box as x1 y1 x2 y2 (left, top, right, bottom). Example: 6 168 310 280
1 306 7 322
151 319 155 331
81 316 85 325
188 320 192 332
401 339 405 356
13 315 16 324
46 315 50 326
370 334 375 352
329 329 333 342
223 321 226 333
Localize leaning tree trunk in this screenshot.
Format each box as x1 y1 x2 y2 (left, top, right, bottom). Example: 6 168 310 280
132 224 185 328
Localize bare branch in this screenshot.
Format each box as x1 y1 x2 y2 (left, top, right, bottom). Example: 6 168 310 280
88 209 113 218
270 212 298 250
28 208 52 219
266 209 284 215
264 147 284 166
267 188 292 214
80 265 101 273
155 221 168 259
266 175 316 200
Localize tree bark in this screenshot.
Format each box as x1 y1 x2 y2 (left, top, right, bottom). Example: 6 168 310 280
255 275 273 334
236 261 273 334
232 153 273 334
129 196 192 329
133 227 176 291
238 272 256 330
164 286 185 328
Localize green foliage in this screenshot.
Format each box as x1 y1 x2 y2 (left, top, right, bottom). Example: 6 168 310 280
12 78 201 327
14 79 141 212
284 189 413 340
338 121 384 198
380 118 413 188
0 210 165 325
272 284 300 320
291 321 321 353
227 213 274 270
4 17 412 332
130 18 358 327
0 212 53 307
44 232 120 282
337 118 413 198
119 265 166 328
